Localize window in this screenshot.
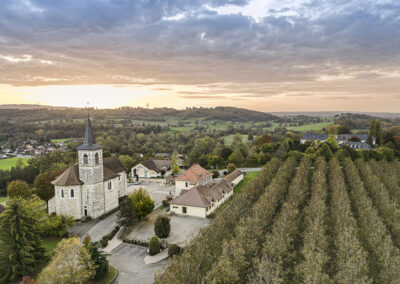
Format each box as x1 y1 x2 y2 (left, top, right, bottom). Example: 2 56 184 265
60 189 64 199
118 175 121 181
185 182 188 187
83 154 88 165
95 153 99 165
173 206 178 209
70 189 75 198
182 207 187 214
108 181 112 190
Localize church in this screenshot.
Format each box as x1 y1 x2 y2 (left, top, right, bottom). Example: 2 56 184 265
48 116 128 219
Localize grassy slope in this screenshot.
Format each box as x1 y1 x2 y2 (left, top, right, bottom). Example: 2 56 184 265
42 238 62 257
223 134 250 146
0 157 30 170
287 121 333 131
212 170 261 216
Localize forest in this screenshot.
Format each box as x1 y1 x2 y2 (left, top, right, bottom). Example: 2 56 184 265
154 157 400 283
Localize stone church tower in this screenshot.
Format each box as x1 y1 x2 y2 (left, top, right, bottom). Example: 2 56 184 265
77 116 104 184
48 116 128 219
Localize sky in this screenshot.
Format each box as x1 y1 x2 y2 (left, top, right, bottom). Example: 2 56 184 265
0 0 399 112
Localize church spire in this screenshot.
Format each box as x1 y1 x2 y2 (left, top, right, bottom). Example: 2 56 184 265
84 115 96 145
77 114 103 150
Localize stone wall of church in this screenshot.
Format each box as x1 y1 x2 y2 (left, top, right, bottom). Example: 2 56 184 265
116 171 128 198
103 178 120 213
53 185 83 219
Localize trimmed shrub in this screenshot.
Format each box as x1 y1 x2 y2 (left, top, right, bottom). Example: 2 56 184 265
162 199 169 207
154 216 171 239
168 244 181 258
149 236 160 256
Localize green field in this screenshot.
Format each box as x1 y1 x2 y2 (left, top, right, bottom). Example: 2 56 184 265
0 157 30 170
0 197 7 205
223 134 250 145
42 238 62 257
287 121 333 132
212 170 260 216
51 138 76 144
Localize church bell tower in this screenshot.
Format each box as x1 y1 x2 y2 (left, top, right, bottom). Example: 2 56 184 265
77 115 104 184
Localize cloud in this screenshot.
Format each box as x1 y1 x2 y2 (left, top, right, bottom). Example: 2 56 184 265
0 0 399 110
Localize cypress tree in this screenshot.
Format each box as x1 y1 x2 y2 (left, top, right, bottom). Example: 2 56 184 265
375 120 382 145
0 199 47 283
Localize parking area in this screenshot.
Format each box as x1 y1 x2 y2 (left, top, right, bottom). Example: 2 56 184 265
109 243 167 284
127 183 175 208
126 208 212 246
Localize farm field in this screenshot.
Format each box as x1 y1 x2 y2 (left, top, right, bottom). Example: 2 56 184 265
287 121 333 131
223 134 249 145
155 157 400 283
50 138 76 144
0 157 30 170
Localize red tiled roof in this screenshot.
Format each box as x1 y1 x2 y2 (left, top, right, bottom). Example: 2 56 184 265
175 164 212 185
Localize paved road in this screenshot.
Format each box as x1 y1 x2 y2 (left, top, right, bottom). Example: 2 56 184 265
69 213 118 242
109 243 167 284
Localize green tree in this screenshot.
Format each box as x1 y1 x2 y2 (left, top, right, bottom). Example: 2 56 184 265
7 180 32 199
34 173 54 209
15 158 25 169
117 196 136 226
168 244 181 258
118 155 135 173
232 133 243 146
85 241 109 280
129 188 154 221
327 134 339 150
38 238 95 284
375 120 382 145
154 216 171 239
171 152 181 175
318 143 333 161
0 199 47 282
369 119 376 137
149 236 161 256
227 163 237 173
207 154 223 169
248 133 254 141
228 150 245 165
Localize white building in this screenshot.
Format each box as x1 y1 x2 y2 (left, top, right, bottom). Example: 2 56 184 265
48 116 127 219
131 159 172 179
175 164 212 196
169 180 233 218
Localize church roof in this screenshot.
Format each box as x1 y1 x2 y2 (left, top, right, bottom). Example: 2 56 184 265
51 164 83 186
51 156 126 186
77 116 103 150
104 156 126 173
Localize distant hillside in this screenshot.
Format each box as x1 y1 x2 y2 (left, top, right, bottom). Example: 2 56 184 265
271 111 400 119
0 104 69 110
0 105 278 123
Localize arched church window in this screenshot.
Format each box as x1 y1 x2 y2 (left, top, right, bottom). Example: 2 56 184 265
83 154 88 165
95 153 99 165
70 189 75 198
108 181 112 190
61 189 64 199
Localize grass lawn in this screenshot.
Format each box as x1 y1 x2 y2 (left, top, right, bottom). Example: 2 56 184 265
0 157 30 170
42 238 62 257
223 134 249 145
0 197 7 206
51 138 76 144
88 266 117 284
288 121 333 132
212 170 261 216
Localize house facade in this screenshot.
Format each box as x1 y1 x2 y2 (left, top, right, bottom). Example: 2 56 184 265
175 164 212 196
48 116 127 219
169 180 233 218
130 159 172 178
